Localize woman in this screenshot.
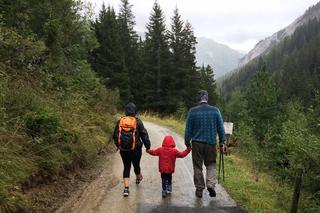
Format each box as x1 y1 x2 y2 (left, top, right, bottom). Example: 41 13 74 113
113 103 151 196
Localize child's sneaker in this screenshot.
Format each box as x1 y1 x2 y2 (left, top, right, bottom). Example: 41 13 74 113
166 184 172 194
136 174 143 184
162 190 167 198
123 187 129 197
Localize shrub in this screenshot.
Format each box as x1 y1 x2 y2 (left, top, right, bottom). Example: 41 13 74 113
281 102 320 193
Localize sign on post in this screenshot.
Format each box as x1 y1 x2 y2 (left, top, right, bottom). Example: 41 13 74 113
224 122 234 135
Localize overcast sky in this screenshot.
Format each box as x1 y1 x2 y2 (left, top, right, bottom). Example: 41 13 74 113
85 0 319 53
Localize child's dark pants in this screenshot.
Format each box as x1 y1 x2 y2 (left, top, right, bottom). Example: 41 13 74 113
161 173 172 191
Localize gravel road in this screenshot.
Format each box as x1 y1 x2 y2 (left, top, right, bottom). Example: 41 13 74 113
56 121 246 213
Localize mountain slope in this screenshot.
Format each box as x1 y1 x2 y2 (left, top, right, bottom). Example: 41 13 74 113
239 1 320 67
221 5 320 107
196 37 244 78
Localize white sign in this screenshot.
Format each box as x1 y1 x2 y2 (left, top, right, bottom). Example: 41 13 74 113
224 122 234 135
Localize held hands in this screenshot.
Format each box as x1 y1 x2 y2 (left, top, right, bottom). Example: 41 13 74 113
187 143 192 151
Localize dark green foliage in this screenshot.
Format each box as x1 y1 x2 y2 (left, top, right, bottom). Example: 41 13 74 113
181 21 199 108
246 61 281 143
90 1 204 113
168 8 185 108
1 0 97 70
199 65 218 105
118 0 140 102
221 18 320 109
0 0 116 211
90 1 140 105
221 25 320 210
143 2 172 112
0 22 46 70
26 113 60 139
224 90 248 122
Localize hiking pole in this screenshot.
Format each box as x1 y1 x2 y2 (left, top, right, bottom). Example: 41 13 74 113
218 146 225 183
218 149 222 183
222 149 225 182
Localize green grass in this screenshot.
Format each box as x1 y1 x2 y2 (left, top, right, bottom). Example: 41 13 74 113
0 70 117 212
140 113 295 213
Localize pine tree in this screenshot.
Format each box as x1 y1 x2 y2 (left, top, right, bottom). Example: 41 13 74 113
246 60 280 143
181 21 199 108
143 1 172 112
118 0 139 102
168 8 186 109
199 65 218 105
90 4 130 104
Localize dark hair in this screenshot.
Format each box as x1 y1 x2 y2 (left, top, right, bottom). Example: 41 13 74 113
125 102 137 116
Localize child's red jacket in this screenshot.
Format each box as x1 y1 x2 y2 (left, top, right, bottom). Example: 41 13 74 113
147 135 190 174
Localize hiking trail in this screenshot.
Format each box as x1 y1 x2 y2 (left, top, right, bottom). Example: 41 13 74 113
56 121 245 213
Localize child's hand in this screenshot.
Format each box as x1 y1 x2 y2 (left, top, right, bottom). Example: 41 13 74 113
187 143 192 150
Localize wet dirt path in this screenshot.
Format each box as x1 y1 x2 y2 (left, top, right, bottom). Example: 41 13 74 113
56 121 245 213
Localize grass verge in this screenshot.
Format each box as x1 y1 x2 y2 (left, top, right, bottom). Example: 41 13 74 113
0 70 117 212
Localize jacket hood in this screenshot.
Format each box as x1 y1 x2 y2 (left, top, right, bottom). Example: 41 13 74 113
162 135 176 148
125 102 137 116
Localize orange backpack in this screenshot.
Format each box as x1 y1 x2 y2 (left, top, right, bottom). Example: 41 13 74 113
117 116 137 151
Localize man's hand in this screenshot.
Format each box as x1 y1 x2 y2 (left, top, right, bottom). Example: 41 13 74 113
219 144 227 153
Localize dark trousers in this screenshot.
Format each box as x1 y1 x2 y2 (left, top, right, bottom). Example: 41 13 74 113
161 173 172 191
192 142 217 190
120 149 142 178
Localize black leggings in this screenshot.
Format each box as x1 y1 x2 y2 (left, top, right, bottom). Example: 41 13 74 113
120 149 142 178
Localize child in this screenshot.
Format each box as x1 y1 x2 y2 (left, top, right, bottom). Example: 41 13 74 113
147 135 191 198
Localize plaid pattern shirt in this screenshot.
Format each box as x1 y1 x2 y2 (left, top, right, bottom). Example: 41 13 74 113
185 103 226 146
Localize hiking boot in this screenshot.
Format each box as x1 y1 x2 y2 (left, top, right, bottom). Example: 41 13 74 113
195 189 203 198
166 184 172 194
123 187 129 197
162 190 167 198
136 174 143 184
207 187 216 197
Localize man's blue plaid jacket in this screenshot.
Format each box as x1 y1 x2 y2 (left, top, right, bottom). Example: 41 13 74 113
185 103 226 146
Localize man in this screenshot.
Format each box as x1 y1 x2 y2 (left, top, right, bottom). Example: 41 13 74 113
113 103 151 197
184 90 226 198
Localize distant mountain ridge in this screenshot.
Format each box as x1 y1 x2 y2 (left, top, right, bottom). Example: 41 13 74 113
239 1 320 67
137 32 244 78
195 37 244 78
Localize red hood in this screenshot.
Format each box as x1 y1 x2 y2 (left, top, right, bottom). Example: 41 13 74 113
162 135 176 148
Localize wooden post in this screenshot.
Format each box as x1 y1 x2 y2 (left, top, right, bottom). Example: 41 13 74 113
290 168 303 213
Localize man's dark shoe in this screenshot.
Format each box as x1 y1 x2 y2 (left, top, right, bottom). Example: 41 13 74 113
195 189 203 198
207 187 216 197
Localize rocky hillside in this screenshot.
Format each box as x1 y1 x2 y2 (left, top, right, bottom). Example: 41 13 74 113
239 1 320 67
196 37 244 78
